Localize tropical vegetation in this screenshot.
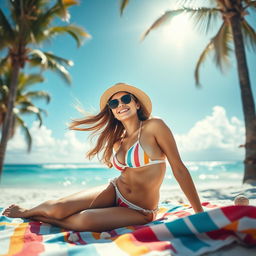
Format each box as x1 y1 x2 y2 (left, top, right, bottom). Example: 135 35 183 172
0 0 90 179
0 67 49 152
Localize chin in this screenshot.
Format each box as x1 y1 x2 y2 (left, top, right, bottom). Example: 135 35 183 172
116 113 137 122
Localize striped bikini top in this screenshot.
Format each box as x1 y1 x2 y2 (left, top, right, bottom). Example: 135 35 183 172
112 122 165 171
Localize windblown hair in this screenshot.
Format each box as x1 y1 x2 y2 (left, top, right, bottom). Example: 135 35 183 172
69 95 149 168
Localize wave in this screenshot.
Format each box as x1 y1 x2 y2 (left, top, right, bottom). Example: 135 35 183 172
185 160 242 171
41 163 106 169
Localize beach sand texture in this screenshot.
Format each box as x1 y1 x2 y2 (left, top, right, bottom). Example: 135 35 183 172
1 183 256 208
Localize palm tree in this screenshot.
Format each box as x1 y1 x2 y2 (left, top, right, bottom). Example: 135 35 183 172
0 0 90 178
120 0 256 183
0 69 50 152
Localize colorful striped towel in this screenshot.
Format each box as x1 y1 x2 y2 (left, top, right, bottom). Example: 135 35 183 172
0 202 255 256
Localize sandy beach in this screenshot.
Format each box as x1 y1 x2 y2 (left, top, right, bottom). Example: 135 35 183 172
1 183 255 209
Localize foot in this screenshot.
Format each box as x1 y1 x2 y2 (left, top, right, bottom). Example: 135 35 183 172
2 204 29 218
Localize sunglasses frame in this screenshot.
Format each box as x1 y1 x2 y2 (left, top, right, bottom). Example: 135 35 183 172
108 94 134 109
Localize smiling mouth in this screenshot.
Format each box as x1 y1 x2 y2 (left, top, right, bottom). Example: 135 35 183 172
117 108 129 114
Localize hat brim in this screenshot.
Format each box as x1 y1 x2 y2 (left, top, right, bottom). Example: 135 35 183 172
100 83 152 118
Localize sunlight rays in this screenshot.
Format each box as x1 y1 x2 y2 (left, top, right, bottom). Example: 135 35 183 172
159 14 195 47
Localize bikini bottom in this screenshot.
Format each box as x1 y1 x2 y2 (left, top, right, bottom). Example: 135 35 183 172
110 178 158 221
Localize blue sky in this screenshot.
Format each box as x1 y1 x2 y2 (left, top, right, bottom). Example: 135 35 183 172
3 0 256 164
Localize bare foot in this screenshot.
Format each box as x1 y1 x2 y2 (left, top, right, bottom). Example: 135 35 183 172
2 204 28 218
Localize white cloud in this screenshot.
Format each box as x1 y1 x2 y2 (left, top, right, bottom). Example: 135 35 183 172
6 121 93 164
175 106 245 161
6 106 245 163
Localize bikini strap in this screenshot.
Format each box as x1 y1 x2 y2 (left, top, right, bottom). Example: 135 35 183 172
137 121 142 139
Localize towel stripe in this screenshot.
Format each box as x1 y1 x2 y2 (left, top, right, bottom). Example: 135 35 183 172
115 233 150 255
1 205 256 256
8 223 28 255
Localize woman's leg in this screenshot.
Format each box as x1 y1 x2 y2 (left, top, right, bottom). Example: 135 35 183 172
2 183 116 219
30 206 151 232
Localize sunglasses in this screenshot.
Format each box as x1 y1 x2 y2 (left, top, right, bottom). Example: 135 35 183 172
108 94 133 109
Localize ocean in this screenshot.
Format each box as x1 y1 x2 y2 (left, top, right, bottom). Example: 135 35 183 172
1 161 244 189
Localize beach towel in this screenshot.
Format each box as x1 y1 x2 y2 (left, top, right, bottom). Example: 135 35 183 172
0 202 255 256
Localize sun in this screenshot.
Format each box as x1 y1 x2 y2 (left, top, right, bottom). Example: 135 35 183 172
160 14 195 47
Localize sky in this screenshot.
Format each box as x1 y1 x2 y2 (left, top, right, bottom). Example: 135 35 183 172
2 0 256 164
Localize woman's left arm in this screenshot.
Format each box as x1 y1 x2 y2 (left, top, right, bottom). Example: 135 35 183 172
152 119 203 213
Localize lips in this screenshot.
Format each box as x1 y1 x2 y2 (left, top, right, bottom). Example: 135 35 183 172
117 108 130 114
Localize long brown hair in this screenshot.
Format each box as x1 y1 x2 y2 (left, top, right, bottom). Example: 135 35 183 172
69 94 149 167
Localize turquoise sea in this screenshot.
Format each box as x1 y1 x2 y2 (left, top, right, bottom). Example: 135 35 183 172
1 161 244 189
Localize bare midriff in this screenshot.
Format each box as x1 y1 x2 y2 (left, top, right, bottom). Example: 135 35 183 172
116 162 166 210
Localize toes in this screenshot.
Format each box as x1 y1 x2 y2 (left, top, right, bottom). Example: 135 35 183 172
2 209 9 215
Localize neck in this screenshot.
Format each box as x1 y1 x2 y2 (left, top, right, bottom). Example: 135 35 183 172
121 118 141 137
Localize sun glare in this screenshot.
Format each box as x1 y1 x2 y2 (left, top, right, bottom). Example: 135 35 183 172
160 14 194 47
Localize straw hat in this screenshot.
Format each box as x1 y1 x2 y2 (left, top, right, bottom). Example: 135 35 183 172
100 83 152 117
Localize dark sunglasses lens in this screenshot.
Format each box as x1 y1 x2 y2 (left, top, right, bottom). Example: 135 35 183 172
121 94 132 104
108 99 119 109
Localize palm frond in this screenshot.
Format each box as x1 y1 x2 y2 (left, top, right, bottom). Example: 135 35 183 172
120 0 129 16
44 52 74 66
28 49 48 67
212 23 233 70
43 52 73 84
48 61 71 84
28 50 73 84
22 91 51 104
241 20 256 51
57 0 79 21
19 73 44 91
17 103 46 126
0 85 8 100
183 7 221 35
46 25 91 47
0 56 10 74
244 0 256 10
14 114 32 152
179 0 218 9
195 41 213 86
30 0 78 42
195 22 233 85
141 9 185 40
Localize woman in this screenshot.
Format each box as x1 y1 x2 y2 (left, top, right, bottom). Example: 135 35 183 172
3 83 203 232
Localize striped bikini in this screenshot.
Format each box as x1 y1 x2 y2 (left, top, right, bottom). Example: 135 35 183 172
110 178 159 220
112 122 165 171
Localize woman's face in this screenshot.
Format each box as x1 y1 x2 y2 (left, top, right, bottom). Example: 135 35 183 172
109 91 140 121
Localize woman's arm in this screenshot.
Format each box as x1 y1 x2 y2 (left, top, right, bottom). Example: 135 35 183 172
151 118 203 213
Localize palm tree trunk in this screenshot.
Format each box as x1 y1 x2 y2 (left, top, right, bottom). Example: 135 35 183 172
230 13 256 183
0 57 20 181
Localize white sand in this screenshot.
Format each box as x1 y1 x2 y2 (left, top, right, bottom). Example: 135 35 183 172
1 183 256 208
1 184 256 256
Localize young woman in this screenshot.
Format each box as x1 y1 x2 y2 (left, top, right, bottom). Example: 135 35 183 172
3 83 203 232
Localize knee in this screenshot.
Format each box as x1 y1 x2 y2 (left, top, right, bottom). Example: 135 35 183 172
70 212 99 232
44 200 66 219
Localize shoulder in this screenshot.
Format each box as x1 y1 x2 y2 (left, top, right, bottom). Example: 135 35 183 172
142 117 171 135
143 117 168 129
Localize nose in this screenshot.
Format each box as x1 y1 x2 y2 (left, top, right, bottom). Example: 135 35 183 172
117 101 125 108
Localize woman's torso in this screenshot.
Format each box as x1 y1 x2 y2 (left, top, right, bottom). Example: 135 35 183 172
113 119 166 210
